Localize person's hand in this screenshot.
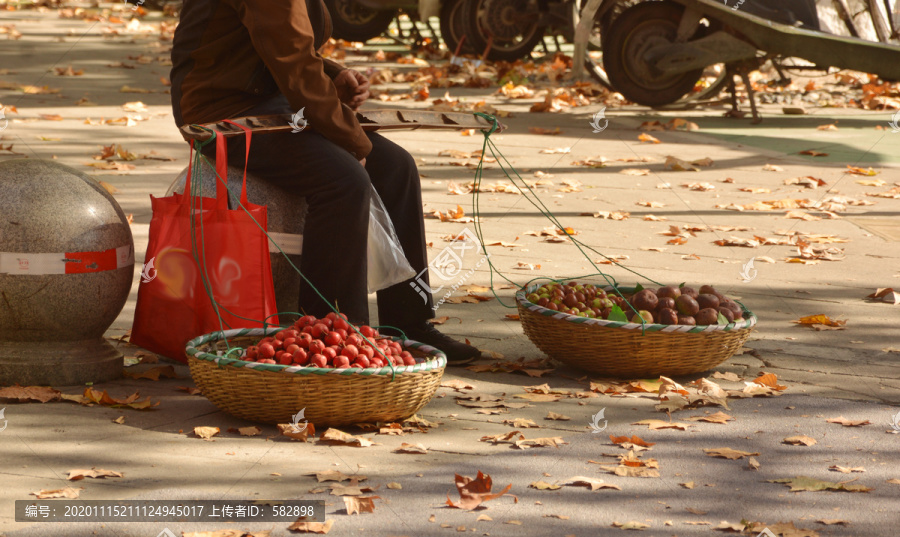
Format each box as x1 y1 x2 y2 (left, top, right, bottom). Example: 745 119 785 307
334 69 370 111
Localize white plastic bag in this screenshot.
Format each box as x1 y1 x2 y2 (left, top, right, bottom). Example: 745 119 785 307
367 185 415 293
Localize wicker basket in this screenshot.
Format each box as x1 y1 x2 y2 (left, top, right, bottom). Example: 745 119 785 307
185 328 446 426
516 284 757 378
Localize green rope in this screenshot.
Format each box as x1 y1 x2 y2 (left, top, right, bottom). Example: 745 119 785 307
184 137 397 379
470 112 665 328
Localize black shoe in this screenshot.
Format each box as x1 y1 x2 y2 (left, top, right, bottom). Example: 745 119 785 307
385 322 481 366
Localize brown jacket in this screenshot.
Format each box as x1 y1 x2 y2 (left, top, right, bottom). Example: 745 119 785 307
171 0 372 159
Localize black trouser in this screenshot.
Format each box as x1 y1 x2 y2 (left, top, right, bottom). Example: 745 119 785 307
202 95 435 326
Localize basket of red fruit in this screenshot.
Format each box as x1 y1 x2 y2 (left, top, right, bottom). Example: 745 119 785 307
516 281 757 377
184 312 446 426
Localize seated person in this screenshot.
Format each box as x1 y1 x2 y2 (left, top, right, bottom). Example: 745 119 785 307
169 0 480 364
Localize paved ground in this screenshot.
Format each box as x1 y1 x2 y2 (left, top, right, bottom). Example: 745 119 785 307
1 5 899 537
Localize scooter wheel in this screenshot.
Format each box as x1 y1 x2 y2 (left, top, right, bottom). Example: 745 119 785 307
601 0 707 107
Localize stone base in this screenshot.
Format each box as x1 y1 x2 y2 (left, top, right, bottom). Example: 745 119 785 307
0 339 123 386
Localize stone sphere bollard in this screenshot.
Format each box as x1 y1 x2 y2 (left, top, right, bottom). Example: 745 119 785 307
0 159 134 386
168 161 307 321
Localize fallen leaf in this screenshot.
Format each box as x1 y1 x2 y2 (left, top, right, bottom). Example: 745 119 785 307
712 372 741 382
123 365 176 381
750 373 788 390
287 519 334 533
817 519 850 526
445 471 514 510
620 168 650 176
680 482 695 489
612 521 649 530
394 442 428 454
792 315 846 329
546 412 571 421
193 426 220 441
748 457 761 471
441 379 475 391
307 470 367 483
513 437 568 449
343 495 380 515
847 166 878 176
68 468 124 480
82 387 158 410
768 476 872 492
529 480 561 490
277 423 315 442
609 435 655 448
234 426 262 436
763 164 785 172
503 418 539 428
783 435 817 446
799 149 828 157
31 487 83 499
829 465 865 474
559 476 620 491
825 417 871 427
638 133 660 144
631 419 691 431
686 411 734 424
0 385 61 403
703 448 760 460
319 428 378 447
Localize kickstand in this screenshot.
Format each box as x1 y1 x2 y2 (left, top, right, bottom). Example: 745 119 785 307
724 66 762 124
739 70 762 124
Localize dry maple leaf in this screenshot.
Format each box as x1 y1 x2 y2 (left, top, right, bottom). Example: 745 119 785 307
288 519 334 534
686 411 734 424
0 385 61 403
343 495 380 515
68 468 124 481
632 419 691 431
319 428 378 447
395 442 428 454
612 521 649 530
638 133 660 144
825 417 871 427
546 411 571 421
513 437 568 449
783 435 817 446
609 435 655 448
123 365 176 381
193 426 220 441
829 465 865 474
768 476 872 493
83 387 158 410
31 487 83 499
278 423 315 441
446 471 514 510
560 476 620 491
703 447 760 460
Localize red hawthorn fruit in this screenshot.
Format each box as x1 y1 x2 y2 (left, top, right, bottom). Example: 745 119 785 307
258 342 276 359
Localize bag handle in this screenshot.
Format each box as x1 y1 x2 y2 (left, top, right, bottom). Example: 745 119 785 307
184 139 194 197
214 132 230 210
221 119 252 207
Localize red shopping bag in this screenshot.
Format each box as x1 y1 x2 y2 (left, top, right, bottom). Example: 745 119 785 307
131 123 278 361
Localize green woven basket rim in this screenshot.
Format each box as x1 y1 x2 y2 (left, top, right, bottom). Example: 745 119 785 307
516 284 757 333
185 327 447 376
